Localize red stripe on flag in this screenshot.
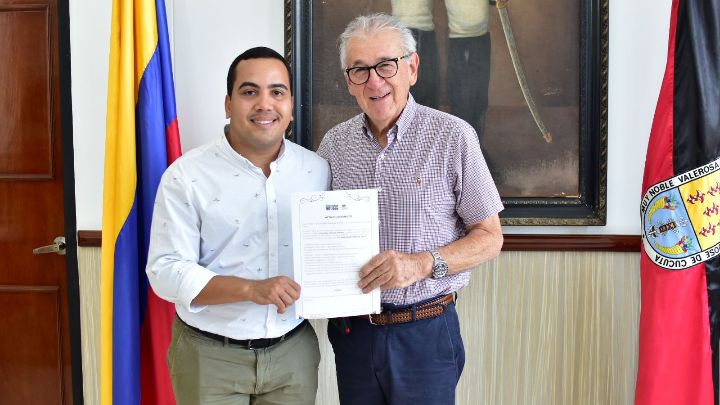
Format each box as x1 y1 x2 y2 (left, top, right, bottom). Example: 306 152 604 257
166 118 181 164
139 122 181 405
636 1 715 403
140 289 177 405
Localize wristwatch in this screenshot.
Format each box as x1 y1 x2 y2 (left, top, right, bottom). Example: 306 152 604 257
430 251 449 279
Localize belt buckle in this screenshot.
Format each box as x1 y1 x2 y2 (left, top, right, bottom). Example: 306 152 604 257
367 313 378 325
246 339 256 350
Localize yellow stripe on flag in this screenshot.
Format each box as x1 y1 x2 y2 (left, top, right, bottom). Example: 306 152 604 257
100 0 158 403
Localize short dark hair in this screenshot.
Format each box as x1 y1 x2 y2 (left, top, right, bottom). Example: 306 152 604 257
226 47 293 97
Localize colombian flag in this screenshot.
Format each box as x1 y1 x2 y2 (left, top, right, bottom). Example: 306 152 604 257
101 0 181 403
637 0 720 404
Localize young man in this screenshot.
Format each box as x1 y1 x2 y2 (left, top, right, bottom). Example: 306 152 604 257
146 47 329 405
318 14 504 405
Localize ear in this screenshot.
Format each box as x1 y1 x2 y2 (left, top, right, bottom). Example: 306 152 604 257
408 52 419 86
345 74 354 94
224 95 231 119
290 96 294 121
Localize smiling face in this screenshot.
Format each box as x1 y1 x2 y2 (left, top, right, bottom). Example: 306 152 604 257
224 57 293 158
344 30 418 137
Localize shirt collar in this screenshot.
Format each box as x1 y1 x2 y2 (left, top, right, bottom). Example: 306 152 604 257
361 94 418 144
275 139 289 161
395 93 418 141
220 126 290 170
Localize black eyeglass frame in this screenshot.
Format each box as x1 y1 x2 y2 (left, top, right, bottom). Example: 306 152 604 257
344 54 411 85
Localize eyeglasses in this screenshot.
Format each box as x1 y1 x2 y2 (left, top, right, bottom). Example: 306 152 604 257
345 54 411 85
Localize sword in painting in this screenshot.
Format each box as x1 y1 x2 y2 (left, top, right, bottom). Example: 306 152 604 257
496 0 552 143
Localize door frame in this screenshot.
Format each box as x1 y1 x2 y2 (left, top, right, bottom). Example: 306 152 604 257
57 0 83 403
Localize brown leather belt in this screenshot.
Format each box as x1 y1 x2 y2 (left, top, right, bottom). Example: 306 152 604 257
178 316 307 349
358 293 455 326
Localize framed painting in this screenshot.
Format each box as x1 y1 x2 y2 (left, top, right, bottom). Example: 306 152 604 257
285 0 608 225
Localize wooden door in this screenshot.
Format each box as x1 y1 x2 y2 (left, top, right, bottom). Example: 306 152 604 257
0 0 73 403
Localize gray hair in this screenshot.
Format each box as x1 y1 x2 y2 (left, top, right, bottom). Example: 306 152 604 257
338 13 417 69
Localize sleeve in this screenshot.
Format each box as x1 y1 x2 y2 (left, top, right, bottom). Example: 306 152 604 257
145 165 217 312
316 128 337 189
316 129 334 161
451 121 504 226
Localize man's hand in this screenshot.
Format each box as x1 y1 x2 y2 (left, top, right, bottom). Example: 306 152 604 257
358 251 432 293
247 276 301 314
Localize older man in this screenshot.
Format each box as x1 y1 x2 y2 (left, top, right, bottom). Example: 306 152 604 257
317 13 504 405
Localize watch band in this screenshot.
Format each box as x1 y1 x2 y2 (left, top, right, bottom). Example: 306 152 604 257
430 250 448 279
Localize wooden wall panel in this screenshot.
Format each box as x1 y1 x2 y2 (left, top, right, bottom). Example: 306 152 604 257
77 247 640 404
77 248 100 405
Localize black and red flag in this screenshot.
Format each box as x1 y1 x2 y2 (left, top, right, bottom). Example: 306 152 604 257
637 0 720 404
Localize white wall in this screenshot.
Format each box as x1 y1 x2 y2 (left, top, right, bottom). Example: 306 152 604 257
70 0 285 230
70 0 672 235
69 0 112 230
171 0 286 153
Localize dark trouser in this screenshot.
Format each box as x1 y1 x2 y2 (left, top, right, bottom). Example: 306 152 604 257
410 28 441 109
328 301 465 405
448 33 491 142
411 30 492 163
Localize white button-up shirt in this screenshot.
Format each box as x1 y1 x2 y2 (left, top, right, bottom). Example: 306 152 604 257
146 135 330 339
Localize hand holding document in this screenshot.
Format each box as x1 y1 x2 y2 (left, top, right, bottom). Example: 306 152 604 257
291 189 381 319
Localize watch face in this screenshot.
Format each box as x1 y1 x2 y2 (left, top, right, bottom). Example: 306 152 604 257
433 262 448 279
431 251 448 279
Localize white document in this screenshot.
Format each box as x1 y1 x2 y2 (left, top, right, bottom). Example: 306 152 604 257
291 189 381 319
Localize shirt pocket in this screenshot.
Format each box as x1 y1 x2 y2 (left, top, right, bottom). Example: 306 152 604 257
382 166 459 252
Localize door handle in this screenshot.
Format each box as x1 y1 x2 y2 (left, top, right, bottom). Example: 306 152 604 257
33 236 66 255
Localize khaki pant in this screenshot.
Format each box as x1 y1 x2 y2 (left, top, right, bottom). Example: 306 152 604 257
391 0 489 38
168 319 320 405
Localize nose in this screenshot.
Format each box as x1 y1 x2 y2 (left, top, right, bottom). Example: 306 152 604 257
365 68 385 88
255 91 273 110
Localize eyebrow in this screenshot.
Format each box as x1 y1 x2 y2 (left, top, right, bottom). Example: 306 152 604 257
348 57 395 67
238 82 289 90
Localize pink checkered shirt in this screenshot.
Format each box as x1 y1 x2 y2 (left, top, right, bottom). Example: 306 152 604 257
317 95 503 305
